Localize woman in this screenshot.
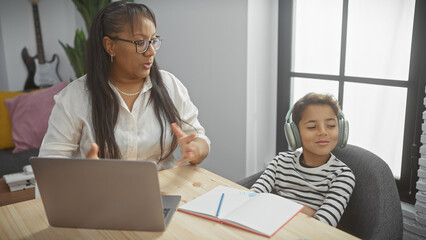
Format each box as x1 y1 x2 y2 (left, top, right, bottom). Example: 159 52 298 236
39 1 210 170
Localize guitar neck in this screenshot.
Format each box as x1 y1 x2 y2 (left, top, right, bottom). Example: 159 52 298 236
32 2 45 64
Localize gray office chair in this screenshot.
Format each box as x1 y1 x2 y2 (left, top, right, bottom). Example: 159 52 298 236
236 144 403 240
333 144 402 240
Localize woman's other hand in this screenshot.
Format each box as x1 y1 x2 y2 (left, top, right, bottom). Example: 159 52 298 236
86 143 100 159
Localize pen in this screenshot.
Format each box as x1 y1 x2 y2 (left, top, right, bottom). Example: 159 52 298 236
216 193 225 217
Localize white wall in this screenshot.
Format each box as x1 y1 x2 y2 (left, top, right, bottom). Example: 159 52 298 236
0 0 278 182
246 0 278 175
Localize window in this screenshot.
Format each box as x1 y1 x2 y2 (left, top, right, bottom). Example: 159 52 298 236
277 0 425 203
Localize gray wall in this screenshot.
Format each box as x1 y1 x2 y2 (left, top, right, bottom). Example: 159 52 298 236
0 18 8 90
145 0 248 180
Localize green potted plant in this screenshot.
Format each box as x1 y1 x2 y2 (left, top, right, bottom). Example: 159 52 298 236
59 0 111 80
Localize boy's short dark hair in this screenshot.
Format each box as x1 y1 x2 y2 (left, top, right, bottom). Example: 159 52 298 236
292 93 341 127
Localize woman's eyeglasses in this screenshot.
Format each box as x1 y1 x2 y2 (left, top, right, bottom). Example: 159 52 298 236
106 36 163 54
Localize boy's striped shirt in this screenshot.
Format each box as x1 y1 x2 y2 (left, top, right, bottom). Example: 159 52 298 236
251 151 355 227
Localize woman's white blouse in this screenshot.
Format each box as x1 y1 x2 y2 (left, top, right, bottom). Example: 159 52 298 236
39 70 210 170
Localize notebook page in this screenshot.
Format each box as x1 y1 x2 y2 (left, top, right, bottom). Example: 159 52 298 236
178 186 257 219
222 193 303 236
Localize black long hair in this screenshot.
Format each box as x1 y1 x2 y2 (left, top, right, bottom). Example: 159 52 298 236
86 1 181 161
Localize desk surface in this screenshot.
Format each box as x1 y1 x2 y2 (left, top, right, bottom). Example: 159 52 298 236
0 165 359 240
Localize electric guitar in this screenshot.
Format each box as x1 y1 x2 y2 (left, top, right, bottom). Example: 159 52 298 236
22 0 62 90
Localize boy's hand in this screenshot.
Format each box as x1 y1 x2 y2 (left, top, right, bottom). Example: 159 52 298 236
300 205 316 217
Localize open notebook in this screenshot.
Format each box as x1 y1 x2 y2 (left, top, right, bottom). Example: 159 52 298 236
178 185 304 238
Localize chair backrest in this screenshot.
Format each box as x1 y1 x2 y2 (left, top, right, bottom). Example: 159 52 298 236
236 171 263 189
332 144 403 240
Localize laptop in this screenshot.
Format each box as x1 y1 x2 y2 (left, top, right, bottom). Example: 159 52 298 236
30 157 181 231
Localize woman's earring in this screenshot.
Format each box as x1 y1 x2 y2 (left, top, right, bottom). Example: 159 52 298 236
110 55 114 63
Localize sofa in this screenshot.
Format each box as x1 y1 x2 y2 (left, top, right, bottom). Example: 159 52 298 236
0 148 39 177
0 82 67 177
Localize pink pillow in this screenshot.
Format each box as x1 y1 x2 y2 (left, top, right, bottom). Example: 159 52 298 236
5 82 67 153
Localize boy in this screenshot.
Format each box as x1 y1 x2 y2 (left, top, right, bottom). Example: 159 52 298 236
251 93 355 227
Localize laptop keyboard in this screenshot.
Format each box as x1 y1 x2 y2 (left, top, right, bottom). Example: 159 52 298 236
163 208 171 217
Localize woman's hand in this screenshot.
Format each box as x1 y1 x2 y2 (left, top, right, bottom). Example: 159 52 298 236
171 123 208 166
86 143 100 159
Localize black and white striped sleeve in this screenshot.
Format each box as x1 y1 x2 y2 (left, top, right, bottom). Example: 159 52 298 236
314 168 355 227
250 156 280 193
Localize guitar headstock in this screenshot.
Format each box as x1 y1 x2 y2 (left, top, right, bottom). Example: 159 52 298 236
29 0 39 4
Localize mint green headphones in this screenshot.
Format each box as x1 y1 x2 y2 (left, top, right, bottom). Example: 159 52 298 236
284 106 349 151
